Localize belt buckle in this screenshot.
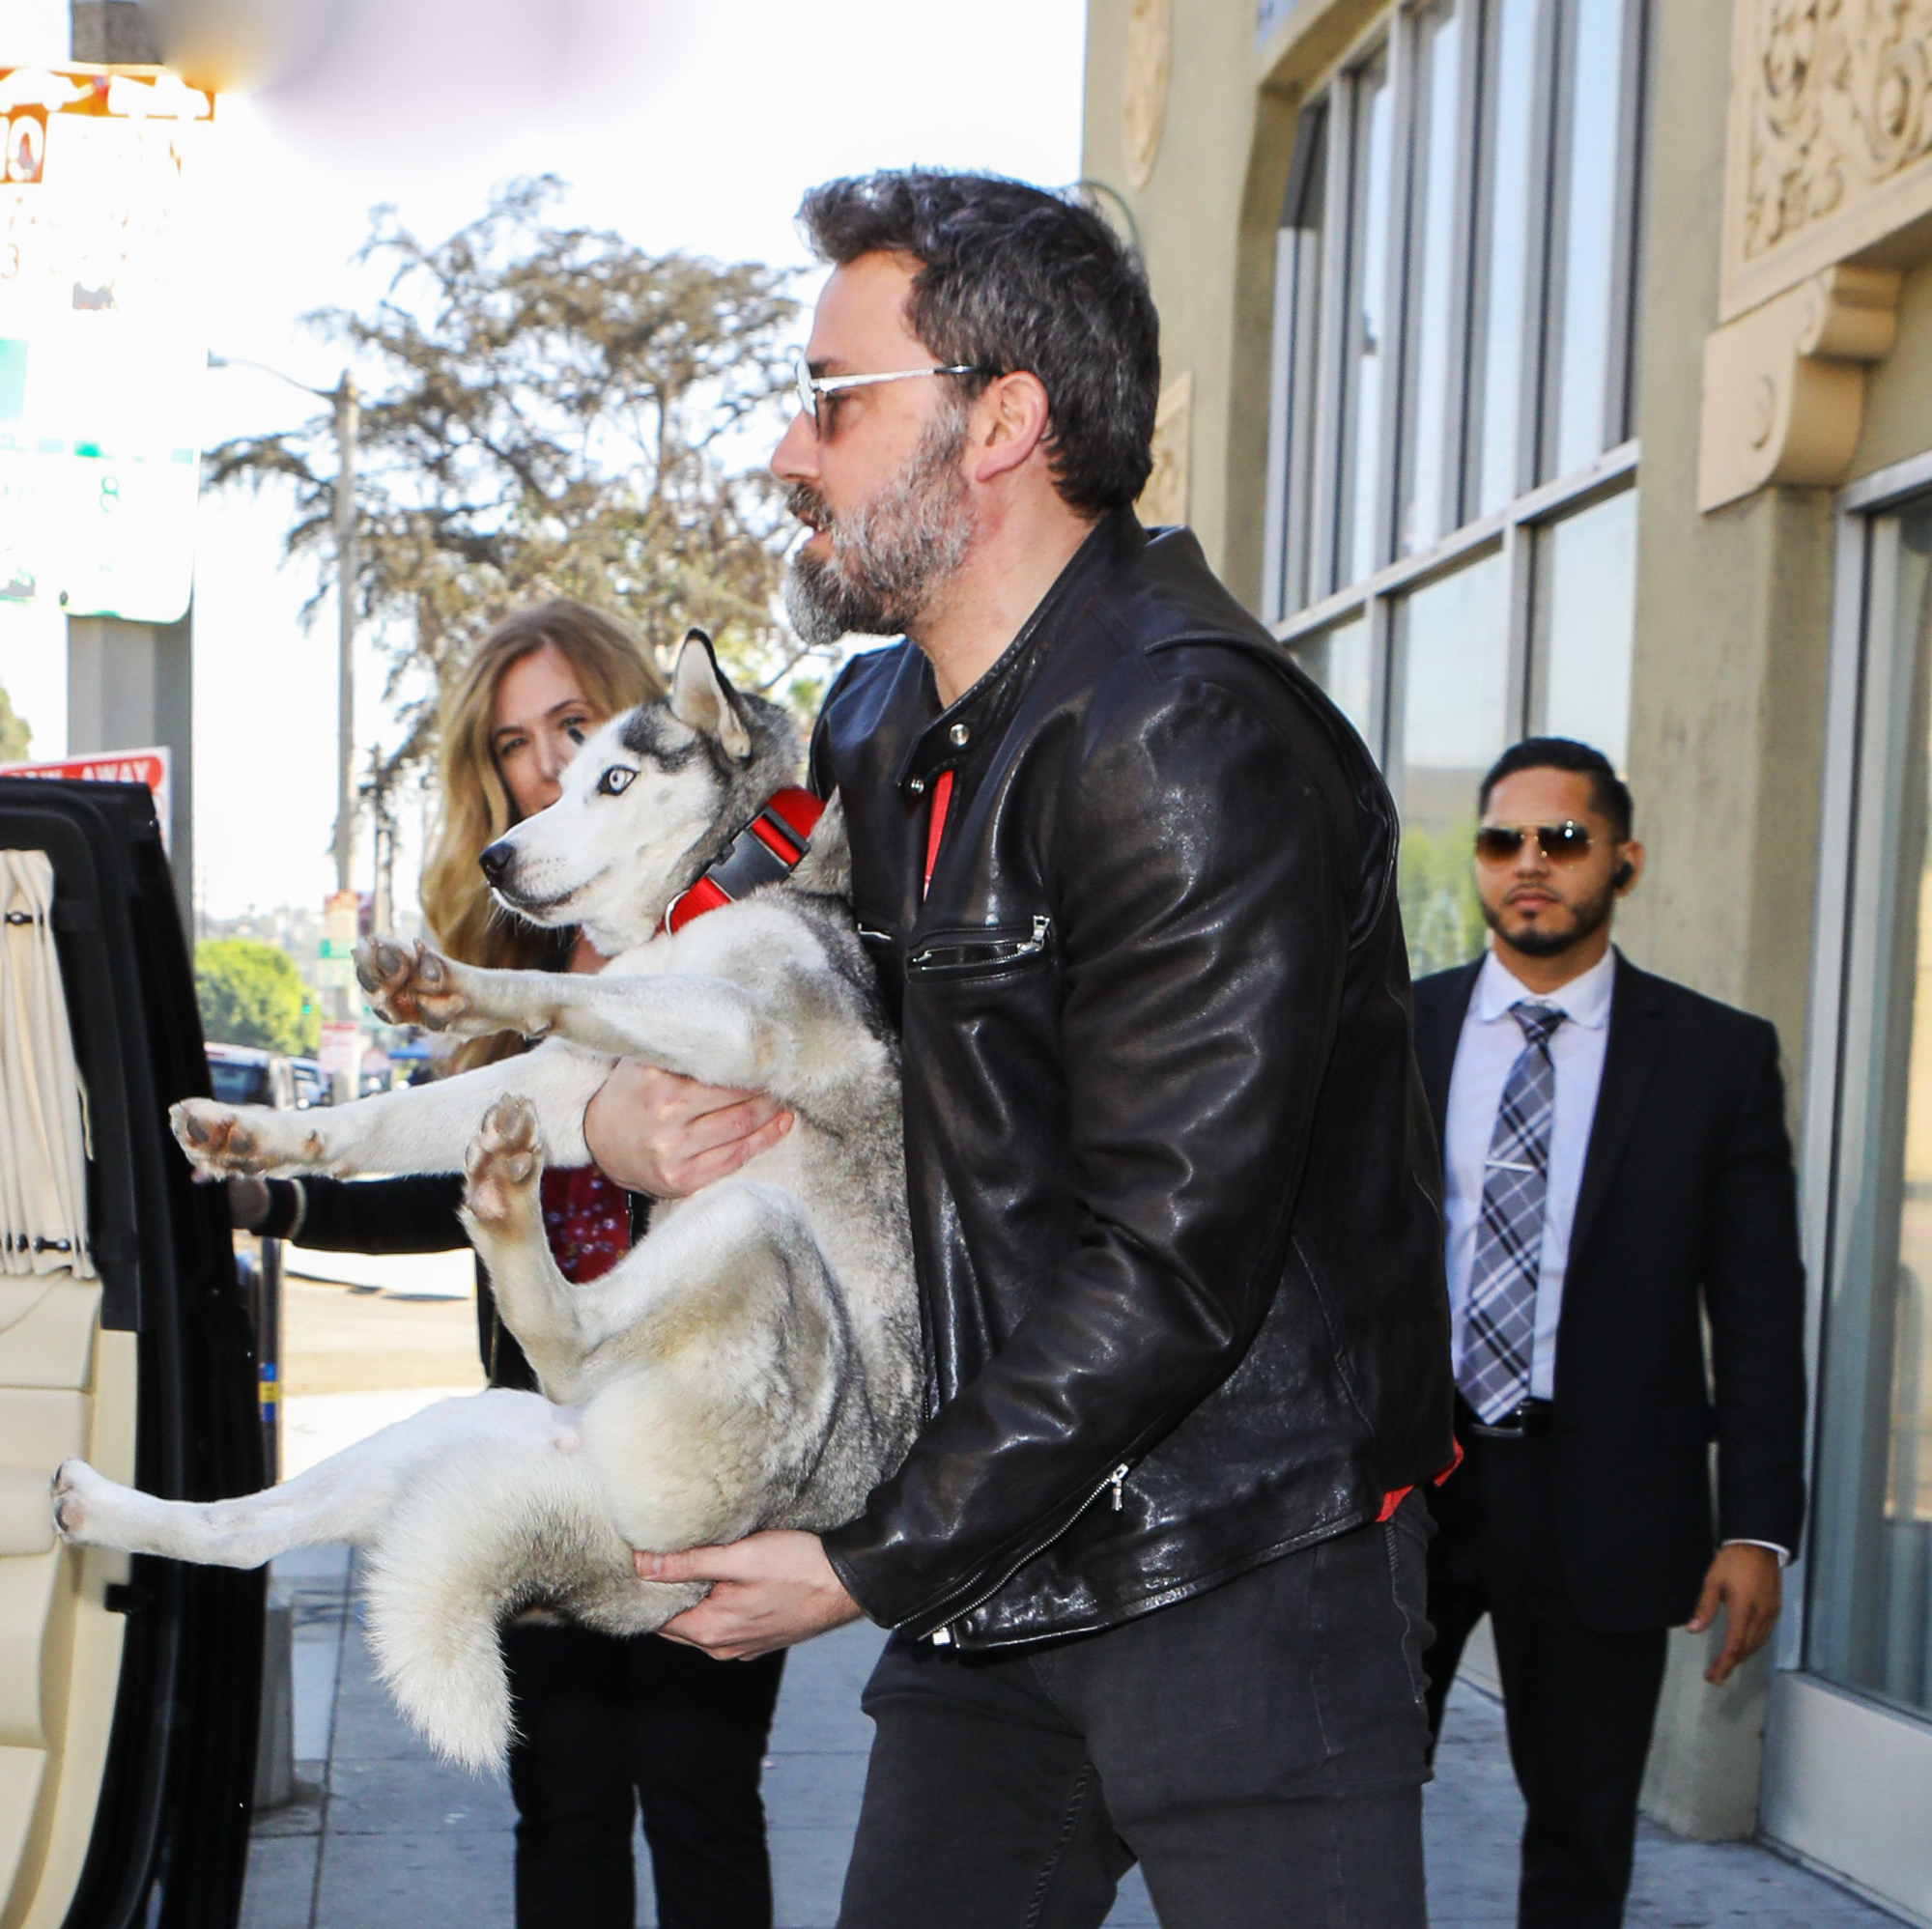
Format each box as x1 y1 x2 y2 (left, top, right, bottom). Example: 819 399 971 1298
1470 1401 1538 1440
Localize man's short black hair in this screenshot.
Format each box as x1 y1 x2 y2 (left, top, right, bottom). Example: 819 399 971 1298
1478 737 1634 841
796 170 1161 518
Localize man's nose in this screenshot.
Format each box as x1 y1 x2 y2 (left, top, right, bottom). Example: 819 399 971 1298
479 840 513 887
771 408 816 483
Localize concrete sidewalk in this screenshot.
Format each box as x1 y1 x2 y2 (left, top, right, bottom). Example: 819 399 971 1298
240 1546 1902 1929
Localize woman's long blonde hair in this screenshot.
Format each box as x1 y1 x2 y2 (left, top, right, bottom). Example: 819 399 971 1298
421 599 667 981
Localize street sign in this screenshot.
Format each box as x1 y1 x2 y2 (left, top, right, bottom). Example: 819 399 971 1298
0 65 214 624
316 887 358 991
0 744 172 851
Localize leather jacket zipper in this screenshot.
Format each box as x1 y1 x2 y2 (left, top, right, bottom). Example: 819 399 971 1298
907 914 1050 978
928 1458 1131 1646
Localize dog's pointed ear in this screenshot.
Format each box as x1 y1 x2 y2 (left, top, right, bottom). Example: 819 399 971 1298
669 630 753 762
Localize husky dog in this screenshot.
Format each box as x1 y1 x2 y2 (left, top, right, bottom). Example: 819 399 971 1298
52 636 920 1772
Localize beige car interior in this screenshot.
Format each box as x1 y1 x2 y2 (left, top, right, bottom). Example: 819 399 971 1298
0 850 134 1929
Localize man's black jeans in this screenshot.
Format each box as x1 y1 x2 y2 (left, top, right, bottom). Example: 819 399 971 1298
837 1494 1435 1929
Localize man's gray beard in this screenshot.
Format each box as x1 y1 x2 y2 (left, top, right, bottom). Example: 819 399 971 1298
784 408 973 648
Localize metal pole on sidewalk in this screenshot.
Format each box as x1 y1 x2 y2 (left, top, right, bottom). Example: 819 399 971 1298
332 377 358 902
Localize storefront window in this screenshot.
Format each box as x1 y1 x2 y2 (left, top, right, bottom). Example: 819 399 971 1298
1395 552 1508 976
1810 500 1932 1718
1301 613 1374 743
1342 50 1395 588
1474 0 1539 517
1535 487 1636 769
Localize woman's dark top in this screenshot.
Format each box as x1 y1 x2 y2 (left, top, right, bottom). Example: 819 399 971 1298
261 1173 647 1393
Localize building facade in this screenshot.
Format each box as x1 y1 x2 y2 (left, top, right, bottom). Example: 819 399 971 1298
1083 0 1932 1915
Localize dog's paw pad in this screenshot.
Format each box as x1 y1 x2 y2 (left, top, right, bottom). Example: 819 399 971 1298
463 1096 544 1223
171 1099 270 1174
51 1459 97 1541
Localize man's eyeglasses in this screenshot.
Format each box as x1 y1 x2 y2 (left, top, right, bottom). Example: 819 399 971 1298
791 352 985 436
1473 821 1597 865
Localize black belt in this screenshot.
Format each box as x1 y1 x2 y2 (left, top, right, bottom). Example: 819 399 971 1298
1466 1398 1554 1440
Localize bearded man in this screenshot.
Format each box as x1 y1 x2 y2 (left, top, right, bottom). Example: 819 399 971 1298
583 171 1456 1928
1408 737 1805 1929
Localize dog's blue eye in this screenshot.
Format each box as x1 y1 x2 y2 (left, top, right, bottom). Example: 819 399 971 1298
598 766 637 796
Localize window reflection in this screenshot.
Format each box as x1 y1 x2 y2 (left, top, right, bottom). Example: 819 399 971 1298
1476 0 1538 516
1536 487 1636 769
1810 501 1932 1718
1298 615 1373 747
1401 0 1465 555
1553 0 1626 476
1343 51 1393 587
1397 552 1509 978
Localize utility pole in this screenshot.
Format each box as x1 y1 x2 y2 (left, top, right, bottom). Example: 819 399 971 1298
332 376 358 894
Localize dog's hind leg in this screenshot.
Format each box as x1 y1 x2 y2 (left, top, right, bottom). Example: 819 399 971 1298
51 1388 560 1568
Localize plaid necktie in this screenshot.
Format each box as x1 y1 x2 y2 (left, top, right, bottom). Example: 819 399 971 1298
1459 1001 1567 1424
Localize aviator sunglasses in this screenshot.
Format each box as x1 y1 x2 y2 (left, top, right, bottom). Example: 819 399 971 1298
1472 820 1596 865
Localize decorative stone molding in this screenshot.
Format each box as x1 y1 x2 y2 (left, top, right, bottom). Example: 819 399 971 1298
1701 1 1932 510
1698 263 1901 510
1138 370 1193 525
1722 0 1932 323
1123 0 1173 189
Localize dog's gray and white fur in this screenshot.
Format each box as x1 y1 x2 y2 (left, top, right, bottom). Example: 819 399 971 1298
51 634 919 1773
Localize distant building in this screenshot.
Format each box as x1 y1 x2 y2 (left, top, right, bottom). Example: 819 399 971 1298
1084 0 1932 1912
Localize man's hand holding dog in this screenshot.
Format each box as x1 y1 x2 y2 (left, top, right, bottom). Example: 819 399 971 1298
586 1063 792 1198
637 1531 863 1659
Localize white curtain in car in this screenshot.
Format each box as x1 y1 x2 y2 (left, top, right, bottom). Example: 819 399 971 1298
0 851 93 1278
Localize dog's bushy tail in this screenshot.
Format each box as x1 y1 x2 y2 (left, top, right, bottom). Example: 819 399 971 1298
358 1431 632 1773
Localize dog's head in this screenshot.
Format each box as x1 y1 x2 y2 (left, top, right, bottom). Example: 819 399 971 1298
478 631 802 952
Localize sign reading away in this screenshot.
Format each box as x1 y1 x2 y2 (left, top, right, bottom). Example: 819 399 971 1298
0 745 173 851
0 65 214 624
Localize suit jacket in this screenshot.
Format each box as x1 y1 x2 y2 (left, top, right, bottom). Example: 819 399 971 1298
1411 950 1807 1631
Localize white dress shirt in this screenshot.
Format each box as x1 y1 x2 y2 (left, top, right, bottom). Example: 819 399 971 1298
1442 946 1615 1403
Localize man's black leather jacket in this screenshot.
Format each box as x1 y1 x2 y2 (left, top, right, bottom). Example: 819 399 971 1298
811 509 1455 1650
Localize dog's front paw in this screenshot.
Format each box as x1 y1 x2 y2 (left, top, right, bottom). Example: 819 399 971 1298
355 936 476 1032
463 1094 546 1227
172 1098 315 1176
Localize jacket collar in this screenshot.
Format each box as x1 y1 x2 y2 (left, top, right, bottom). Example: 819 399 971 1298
891 508 1143 805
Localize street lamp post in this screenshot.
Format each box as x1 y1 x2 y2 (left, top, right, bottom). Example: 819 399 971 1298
208 361 363 1028
331 377 358 896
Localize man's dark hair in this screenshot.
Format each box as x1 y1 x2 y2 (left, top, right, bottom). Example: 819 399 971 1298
1478 737 1634 841
797 171 1161 517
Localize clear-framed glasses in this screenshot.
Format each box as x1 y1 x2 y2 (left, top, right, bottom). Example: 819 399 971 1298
791 351 985 436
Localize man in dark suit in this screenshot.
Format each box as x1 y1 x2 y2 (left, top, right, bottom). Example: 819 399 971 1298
1413 736 1807 1929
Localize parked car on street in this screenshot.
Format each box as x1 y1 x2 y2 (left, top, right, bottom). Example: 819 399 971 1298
289 1057 330 1110
205 1042 297 1111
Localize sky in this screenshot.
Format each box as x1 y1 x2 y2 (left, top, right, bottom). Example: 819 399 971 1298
0 0 1091 922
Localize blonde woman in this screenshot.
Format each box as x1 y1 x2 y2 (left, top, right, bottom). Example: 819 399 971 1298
235 599 788 1929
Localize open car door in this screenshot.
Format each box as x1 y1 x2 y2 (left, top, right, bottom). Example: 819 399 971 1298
0 778 262 1929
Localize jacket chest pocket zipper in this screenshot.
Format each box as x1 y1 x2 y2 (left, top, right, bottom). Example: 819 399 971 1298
907 914 1051 979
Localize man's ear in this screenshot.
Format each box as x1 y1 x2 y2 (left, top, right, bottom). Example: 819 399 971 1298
971 370 1052 486
669 630 753 762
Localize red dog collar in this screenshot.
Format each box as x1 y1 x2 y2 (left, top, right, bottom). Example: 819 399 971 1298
662 787 824 934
